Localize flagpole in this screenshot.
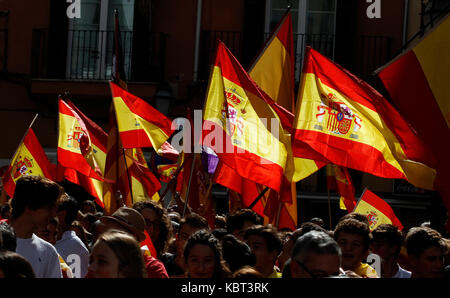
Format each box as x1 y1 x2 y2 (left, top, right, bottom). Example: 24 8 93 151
248 186 269 209
160 153 191 206
121 147 134 204
275 201 283 228
8 113 39 166
327 189 333 230
182 153 197 217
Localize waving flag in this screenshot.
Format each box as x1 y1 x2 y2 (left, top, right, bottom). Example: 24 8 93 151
326 164 356 212
56 100 107 207
354 188 403 231
377 14 450 230
202 41 288 193
3 128 55 197
293 47 437 190
110 81 173 150
58 99 103 180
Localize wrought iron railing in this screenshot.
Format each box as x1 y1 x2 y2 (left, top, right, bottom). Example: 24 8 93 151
199 31 392 83
31 29 167 82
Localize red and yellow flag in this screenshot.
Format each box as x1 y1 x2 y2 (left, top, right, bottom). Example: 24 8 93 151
3 128 55 197
58 99 103 180
293 47 437 190
377 14 450 231
326 164 356 212
354 188 403 231
102 105 161 215
202 41 288 194
110 81 173 150
62 100 108 207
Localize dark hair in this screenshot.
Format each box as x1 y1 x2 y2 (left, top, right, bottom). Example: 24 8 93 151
0 203 11 219
299 222 328 237
221 234 256 272
371 224 404 256
0 250 35 278
405 226 447 257
132 200 173 256
226 209 262 234
333 218 371 251
80 200 96 214
97 229 147 278
0 222 16 251
183 230 230 278
57 194 80 226
179 212 209 233
309 217 325 228
11 176 63 218
338 212 370 228
211 228 228 241
244 225 283 255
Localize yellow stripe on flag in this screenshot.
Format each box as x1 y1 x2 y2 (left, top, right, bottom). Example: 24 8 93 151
412 16 450 129
353 199 393 231
113 96 170 150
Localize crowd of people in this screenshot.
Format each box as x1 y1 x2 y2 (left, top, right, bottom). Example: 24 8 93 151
0 175 449 279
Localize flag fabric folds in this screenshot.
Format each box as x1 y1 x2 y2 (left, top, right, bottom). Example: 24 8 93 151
202 40 288 194
293 46 437 190
58 99 103 180
326 164 356 212
377 14 450 230
3 128 55 197
110 81 173 150
353 188 403 231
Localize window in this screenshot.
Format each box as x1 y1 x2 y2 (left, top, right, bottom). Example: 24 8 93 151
66 0 135 80
265 0 337 81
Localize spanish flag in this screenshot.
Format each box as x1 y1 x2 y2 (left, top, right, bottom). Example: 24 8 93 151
58 99 103 180
110 81 173 150
353 188 403 231
293 47 437 190
202 40 288 194
377 14 450 230
56 100 107 208
3 128 55 197
102 105 161 214
326 164 356 212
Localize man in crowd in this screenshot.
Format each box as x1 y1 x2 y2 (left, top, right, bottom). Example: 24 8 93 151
9 175 63 278
371 224 411 278
244 225 283 278
405 226 447 278
290 230 342 278
55 194 90 278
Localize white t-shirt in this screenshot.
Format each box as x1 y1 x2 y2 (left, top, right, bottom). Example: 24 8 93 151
16 234 62 278
55 230 90 278
393 264 412 278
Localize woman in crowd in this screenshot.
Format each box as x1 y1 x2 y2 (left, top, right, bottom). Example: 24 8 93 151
183 230 231 278
86 229 147 278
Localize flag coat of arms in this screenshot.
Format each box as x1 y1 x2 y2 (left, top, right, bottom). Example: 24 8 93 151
58 99 103 180
353 188 403 231
3 128 55 197
202 40 288 193
110 81 173 150
293 47 437 190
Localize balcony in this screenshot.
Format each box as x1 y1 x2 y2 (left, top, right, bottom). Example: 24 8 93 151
31 29 167 82
198 31 392 83
30 29 168 121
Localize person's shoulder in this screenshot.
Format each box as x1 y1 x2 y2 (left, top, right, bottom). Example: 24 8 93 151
33 234 60 254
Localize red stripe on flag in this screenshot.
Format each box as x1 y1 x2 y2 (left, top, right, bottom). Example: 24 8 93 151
119 130 154 148
294 129 405 179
